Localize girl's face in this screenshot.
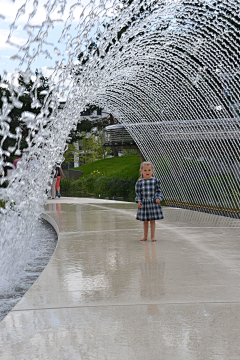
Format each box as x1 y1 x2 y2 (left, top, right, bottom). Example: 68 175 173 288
141 165 153 179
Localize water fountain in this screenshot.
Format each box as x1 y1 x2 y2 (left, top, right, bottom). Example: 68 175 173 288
0 218 57 321
1 0 240 286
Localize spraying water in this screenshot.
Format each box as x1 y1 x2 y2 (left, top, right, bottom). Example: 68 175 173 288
1 0 240 282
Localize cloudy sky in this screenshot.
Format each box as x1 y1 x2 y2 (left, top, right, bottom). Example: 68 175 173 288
0 0 106 79
0 0 26 73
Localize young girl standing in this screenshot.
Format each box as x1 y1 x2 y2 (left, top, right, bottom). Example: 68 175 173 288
135 161 164 241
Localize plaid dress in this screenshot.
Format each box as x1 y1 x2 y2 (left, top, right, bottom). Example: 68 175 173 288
135 177 164 221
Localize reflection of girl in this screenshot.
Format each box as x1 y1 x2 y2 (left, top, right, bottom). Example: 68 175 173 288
141 242 165 307
135 162 164 241
55 164 65 198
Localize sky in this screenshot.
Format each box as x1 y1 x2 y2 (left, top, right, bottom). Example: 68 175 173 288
0 0 109 81
1 0 61 76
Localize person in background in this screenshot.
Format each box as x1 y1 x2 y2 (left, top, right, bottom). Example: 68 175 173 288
50 165 57 199
13 154 22 168
55 163 65 198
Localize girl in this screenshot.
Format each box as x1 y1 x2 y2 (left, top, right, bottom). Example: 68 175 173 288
135 161 164 241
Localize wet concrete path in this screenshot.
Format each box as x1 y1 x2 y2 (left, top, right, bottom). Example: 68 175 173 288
1 198 240 359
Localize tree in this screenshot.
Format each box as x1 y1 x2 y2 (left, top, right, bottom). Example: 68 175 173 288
75 0 162 71
0 70 51 175
68 115 110 143
78 131 111 164
63 129 112 167
62 143 80 167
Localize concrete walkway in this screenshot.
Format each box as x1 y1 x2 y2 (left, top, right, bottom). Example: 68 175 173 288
1 198 240 359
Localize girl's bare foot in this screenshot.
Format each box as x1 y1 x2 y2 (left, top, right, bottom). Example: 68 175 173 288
151 238 156 242
139 237 147 241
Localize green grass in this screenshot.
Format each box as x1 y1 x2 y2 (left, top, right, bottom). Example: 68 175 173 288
183 158 212 171
73 155 141 179
61 155 142 201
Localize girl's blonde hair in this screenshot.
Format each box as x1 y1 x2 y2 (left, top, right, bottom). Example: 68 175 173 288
139 161 154 179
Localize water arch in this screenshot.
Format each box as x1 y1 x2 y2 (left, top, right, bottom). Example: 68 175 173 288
1 0 240 241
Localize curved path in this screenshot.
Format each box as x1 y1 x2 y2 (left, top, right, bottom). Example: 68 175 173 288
1 198 240 359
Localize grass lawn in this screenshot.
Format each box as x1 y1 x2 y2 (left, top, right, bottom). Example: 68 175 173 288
73 155 141 179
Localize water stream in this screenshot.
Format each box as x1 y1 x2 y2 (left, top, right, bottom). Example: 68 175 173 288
0 218 58 322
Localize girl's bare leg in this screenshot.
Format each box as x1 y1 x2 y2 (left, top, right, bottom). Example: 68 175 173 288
140 221 148 241
150 220 156 241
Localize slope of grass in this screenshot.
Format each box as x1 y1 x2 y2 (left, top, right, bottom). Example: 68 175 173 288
73 155 141 179
60 155 141 201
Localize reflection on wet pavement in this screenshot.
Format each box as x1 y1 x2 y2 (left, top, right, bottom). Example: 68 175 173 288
1 199 240 359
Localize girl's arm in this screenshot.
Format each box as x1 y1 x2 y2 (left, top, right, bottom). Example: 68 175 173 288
135 180 142 205
154 179 163 203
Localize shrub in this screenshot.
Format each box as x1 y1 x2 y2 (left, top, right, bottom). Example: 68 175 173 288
70 175 138 200
60 177 77 192
0 181 8 188
62 155 141 200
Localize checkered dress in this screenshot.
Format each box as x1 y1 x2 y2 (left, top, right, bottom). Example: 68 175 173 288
135 177 164 221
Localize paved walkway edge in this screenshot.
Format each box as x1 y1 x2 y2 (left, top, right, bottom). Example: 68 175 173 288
41 212 59 236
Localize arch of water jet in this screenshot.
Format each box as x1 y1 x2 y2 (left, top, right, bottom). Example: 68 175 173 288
0 0 240 258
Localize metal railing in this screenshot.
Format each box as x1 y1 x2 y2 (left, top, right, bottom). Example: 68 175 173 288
103 118 240 145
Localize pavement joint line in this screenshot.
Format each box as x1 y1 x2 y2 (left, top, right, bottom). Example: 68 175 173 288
59 227 240 235
12 300 240 313
88 203 137 213
156 226 240 229
60 228 142 235
16 285 228 296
